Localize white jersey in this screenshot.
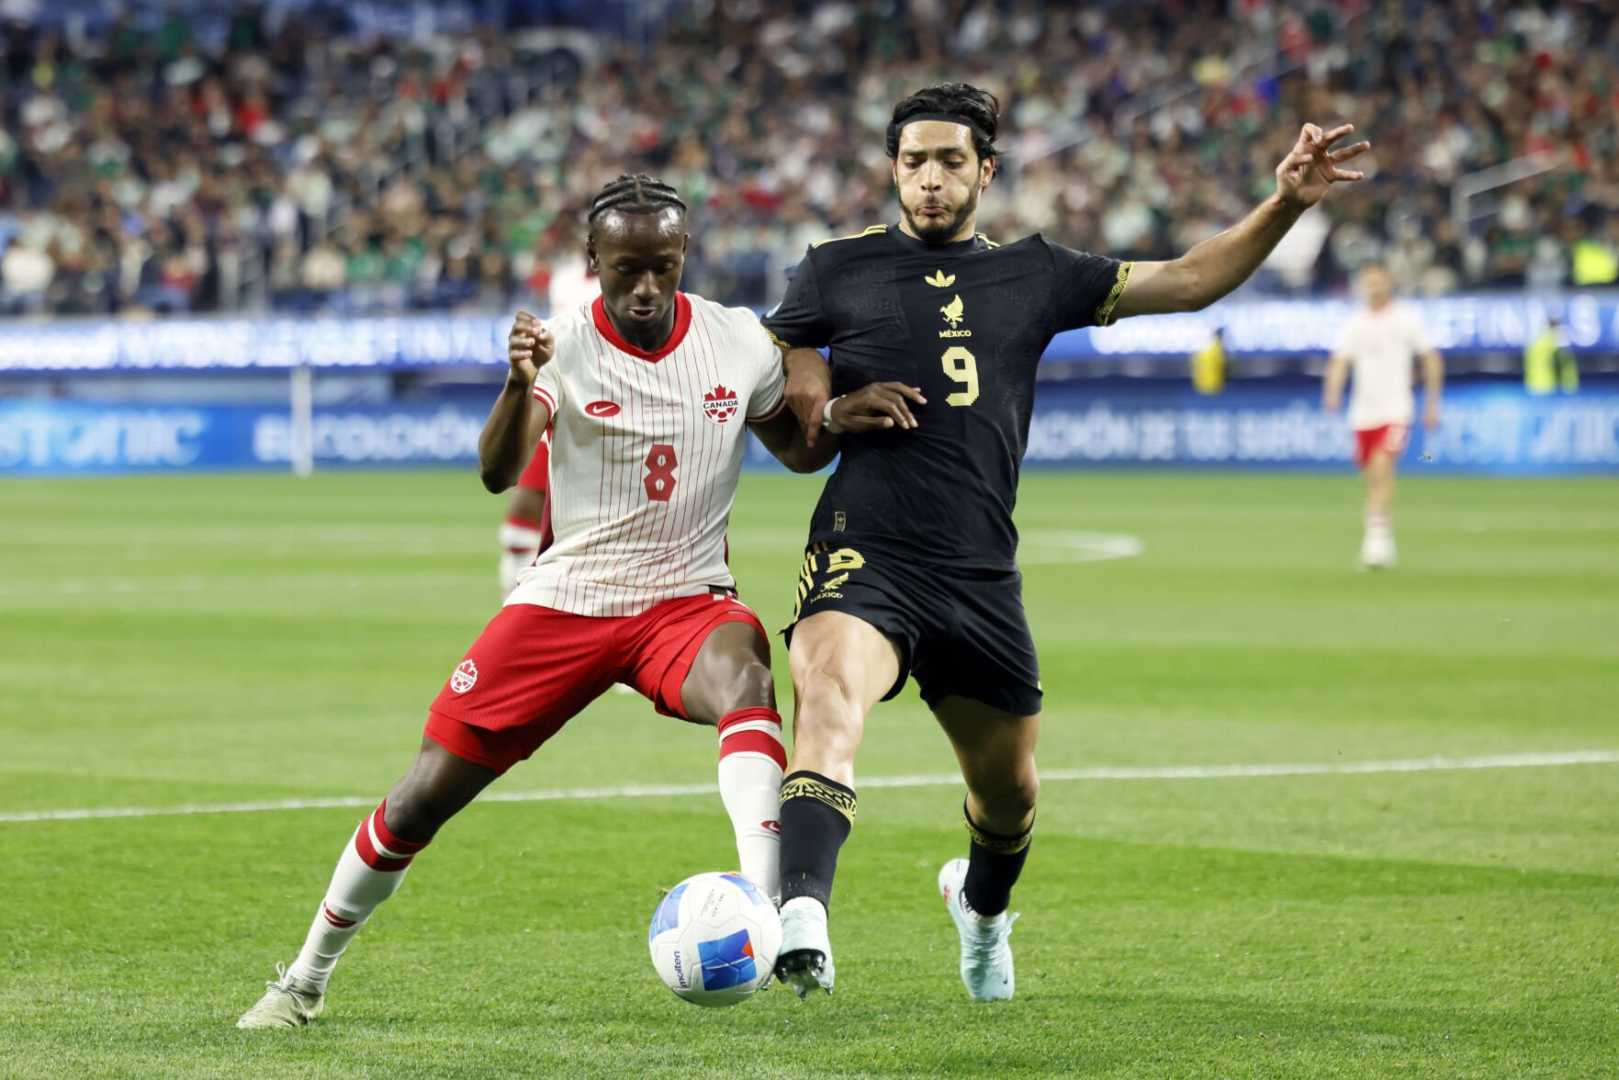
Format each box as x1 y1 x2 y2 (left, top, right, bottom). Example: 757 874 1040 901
1333 302 1432 429
507 292 786 618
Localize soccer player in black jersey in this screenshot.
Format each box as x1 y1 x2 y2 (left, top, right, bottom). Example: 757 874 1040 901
762 83 1369 1001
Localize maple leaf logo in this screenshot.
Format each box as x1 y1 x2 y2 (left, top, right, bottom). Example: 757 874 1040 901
702 384 739 424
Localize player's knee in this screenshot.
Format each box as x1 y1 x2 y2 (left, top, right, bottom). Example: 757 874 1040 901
385 755 487 840
971 766 1039 823
381 783 450 842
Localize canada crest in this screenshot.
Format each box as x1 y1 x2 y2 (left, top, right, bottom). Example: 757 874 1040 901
702 384 739 424
449 659 478 694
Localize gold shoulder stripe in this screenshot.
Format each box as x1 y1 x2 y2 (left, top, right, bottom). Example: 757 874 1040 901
811 224 888 248
766 328 794 355
1094 261 1132 327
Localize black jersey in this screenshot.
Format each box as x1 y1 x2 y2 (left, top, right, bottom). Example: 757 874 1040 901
764 224 1128 570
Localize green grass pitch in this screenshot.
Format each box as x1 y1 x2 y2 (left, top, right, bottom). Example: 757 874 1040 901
2 468 1616 1078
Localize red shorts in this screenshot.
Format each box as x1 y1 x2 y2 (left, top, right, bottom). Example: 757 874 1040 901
425 593 766 774
1354 424 1409 468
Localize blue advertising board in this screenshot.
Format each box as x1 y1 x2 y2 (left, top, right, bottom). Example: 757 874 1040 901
4 386 1616 476
0 292 1615 374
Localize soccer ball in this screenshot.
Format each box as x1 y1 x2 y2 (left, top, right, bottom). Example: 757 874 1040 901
647 871 781 1007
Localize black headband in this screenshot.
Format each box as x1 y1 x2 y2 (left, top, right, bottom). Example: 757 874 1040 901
888 111 992 147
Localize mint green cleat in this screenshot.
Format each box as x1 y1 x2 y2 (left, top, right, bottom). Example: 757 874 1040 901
938 858 1018 1002
774 897 835 999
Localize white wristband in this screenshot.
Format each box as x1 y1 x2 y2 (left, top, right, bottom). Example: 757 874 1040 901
821 396 846 434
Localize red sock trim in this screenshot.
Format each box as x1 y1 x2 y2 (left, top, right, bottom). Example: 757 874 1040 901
353 823 412 872
504 514 542 530
717 706 780 737
372 801 428 854
321 903 358 929
721 730 788 769
718 707 786 770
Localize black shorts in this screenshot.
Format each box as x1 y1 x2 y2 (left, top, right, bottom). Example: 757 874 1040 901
783 541 1043 717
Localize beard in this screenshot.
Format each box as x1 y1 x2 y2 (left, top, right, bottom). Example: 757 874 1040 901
900 183 980 242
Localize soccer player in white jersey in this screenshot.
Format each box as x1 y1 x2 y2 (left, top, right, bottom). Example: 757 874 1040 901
1323 263 1443 569
238 175 918 1029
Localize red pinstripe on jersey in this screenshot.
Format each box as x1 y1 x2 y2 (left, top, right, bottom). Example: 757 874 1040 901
507 294 785 618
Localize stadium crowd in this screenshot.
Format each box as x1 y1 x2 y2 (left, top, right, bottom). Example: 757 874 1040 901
1 0 1616 318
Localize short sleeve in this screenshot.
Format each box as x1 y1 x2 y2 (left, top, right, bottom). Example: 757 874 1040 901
1404 307 1432 354
746 321 788 422
1047 240 1130 331
761 249 833 351
1332 316 1358 360
531 357 561 417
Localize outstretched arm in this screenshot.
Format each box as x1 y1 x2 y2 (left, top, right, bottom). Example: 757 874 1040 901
753 377 929 473
479 310 554 492
1115 123 1370 318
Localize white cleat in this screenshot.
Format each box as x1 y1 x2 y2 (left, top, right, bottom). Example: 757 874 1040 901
1359 532 1397 570
774 897 835 999
938 858 1018 1002
236 963 325 1029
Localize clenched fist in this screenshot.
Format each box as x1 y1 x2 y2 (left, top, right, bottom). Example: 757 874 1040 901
507 310 555 384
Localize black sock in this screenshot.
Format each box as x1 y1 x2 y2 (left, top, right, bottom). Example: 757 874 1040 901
778 770 856 910
962 803 1032 918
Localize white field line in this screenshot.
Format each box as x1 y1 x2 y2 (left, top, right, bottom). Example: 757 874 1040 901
3 749 1615 826
0 531 1145 599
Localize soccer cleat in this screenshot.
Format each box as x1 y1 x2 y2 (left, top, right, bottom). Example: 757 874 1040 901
774 897 835 999
1359 531 1397 570
938 858 1018 1002
236 963 325 1029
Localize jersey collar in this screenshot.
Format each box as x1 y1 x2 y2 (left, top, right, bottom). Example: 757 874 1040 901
591 292 692 362
888 223 991 254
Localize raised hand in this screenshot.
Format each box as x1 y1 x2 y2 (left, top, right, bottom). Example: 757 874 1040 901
1276 123 1370 210
507 310 555 384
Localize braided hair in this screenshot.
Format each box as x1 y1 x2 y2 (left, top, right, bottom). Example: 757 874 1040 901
586 174 687 234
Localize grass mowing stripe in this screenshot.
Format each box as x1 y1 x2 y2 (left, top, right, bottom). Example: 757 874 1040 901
5 748 1615 824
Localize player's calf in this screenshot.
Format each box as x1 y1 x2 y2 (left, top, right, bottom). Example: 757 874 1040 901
239 742 493 1028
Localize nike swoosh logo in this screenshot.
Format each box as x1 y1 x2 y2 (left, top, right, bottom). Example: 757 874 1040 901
585 401 621 418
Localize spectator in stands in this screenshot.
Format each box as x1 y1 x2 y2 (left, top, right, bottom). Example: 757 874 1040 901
0 0 1614 315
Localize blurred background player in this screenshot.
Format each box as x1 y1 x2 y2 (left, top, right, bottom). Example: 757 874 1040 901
1322 263 1443 569
499 227 600 597
1523 315 1580 396
498 433 551 598
1191 327 1228 396
767 83 1369 1002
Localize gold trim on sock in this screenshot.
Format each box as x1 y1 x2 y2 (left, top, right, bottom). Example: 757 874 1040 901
965 815 1032 854
781 775 857 823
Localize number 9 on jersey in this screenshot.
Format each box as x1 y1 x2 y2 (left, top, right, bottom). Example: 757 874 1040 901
941 346 979 407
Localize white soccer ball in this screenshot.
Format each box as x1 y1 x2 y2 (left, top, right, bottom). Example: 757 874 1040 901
647 871 781 1007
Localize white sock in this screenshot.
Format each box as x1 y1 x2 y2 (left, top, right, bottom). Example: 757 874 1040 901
499 518 542 596
716 707 786 903
287 800 428 992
